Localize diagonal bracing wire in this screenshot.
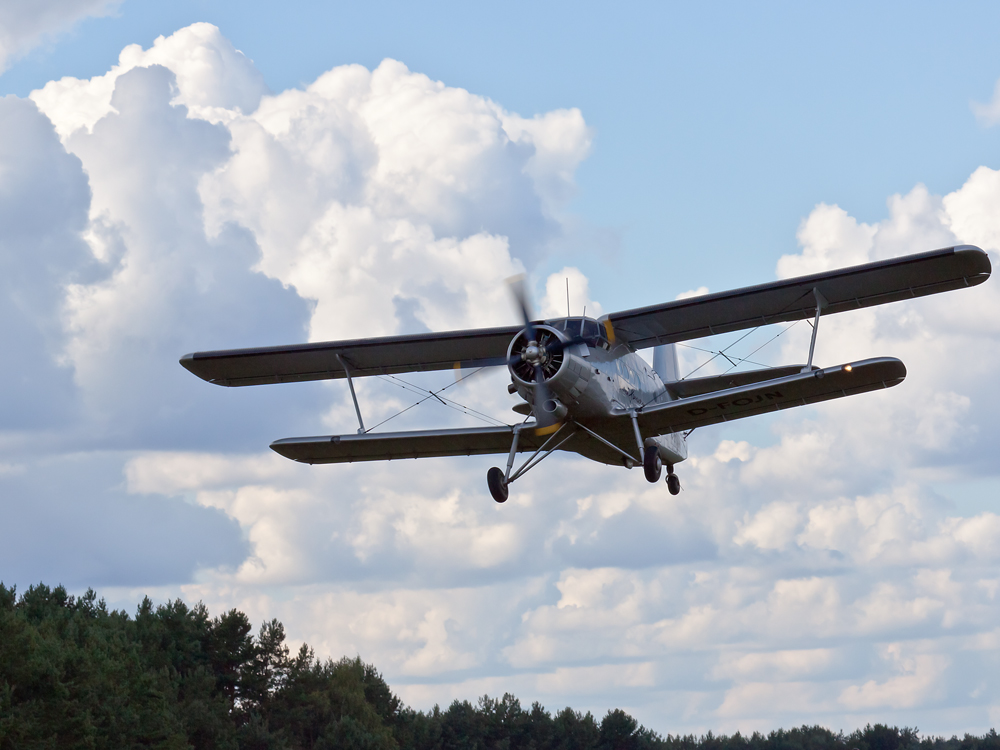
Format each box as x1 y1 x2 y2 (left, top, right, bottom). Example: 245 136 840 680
678 326 761 380
641 320 803 412
385 373 509 426
370 316 807 431
678 319 802 380
365 368 510 432
721 320 801 374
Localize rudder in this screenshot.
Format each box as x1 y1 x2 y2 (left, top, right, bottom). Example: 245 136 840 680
653 344 680 384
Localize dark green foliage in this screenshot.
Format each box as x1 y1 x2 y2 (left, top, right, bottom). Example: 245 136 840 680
2 582 999 750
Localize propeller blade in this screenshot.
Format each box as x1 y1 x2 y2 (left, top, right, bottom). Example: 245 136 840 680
506 275 563 433
507 275 537 343
545 334 585 356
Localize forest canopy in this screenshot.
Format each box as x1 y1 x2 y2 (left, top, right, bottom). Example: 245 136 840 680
1 582 998 750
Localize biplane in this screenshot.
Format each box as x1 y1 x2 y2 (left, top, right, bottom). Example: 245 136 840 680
181 245 990 503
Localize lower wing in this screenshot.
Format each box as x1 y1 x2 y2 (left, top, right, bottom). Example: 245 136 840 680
634 356 905 435
270 424 549 464
271 358 905 465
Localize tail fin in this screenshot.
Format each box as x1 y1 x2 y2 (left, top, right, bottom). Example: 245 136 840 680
653 344 680 384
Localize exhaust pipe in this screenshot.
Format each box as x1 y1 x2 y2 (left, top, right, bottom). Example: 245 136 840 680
540 398 568 421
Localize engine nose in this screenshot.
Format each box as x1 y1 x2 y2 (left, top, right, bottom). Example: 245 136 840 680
523 343 543 365
506 324 567 386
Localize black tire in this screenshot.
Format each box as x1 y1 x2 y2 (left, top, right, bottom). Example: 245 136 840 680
487 467 509 503
643 445 661 483
666 473 681 495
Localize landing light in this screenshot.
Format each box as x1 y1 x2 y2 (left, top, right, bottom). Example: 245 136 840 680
844 364 853 372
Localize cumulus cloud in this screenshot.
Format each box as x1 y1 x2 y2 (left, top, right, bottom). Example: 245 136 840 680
0 95 92 430
839 644 950 710
30 22 268 136
5 21 1000 735
0 0 119 72
539 266 603 319
5 22 594 587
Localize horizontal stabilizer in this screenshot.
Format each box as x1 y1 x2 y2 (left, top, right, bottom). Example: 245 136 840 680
271 424 549 465
635 356 905 435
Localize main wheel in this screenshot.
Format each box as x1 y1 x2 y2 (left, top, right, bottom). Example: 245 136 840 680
643 445 661 483
666 473 681 496
487 467 509 503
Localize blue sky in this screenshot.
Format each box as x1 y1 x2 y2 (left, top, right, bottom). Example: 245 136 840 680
3 0 1000 735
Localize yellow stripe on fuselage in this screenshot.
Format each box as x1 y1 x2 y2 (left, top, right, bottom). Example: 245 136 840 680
534 422 562 436
603 319 616 345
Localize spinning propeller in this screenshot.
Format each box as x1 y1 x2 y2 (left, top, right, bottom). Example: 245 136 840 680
506 276 585 432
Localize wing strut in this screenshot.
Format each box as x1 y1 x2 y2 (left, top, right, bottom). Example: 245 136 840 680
337 354 366 434
573 420 641 467
803 287 828 372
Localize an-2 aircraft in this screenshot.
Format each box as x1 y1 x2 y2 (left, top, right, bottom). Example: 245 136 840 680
181 245 991 503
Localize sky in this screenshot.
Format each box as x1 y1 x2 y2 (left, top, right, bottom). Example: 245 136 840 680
3 0 1000 736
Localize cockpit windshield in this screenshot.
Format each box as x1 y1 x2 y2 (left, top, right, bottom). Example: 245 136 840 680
550 317 609 349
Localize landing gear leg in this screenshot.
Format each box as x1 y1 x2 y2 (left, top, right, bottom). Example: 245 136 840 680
487 423 576 505
487 467 508 503
665 463 681 496
643 445 662 483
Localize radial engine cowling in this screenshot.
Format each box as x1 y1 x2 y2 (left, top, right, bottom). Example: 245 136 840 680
507 324 568 388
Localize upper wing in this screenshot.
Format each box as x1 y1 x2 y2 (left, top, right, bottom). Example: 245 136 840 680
270 424 550 464
634 356 906 435
602 245 990 349
180 325 521 387
182 245 989 387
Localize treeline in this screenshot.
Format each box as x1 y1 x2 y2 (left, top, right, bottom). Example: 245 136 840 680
1 583 999 750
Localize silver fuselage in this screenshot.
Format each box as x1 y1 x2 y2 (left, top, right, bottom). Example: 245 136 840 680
508 317 688 466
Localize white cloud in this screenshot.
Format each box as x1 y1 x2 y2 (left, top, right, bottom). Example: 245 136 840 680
777 203 875 278
839 643 949 710
717 681 832 720
539 266 603 319
30 22 267 137
0 95 92 429
711 648 835 682
536 662 656 693
676 285 709 300
734 502 802 551
0 0 119 73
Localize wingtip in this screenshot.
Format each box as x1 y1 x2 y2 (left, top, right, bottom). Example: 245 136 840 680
269 439 296 461
178 351 218 384
952 244 992 279
836 355 906 385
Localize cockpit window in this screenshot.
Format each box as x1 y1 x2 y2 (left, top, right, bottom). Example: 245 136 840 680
551 317 609 349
